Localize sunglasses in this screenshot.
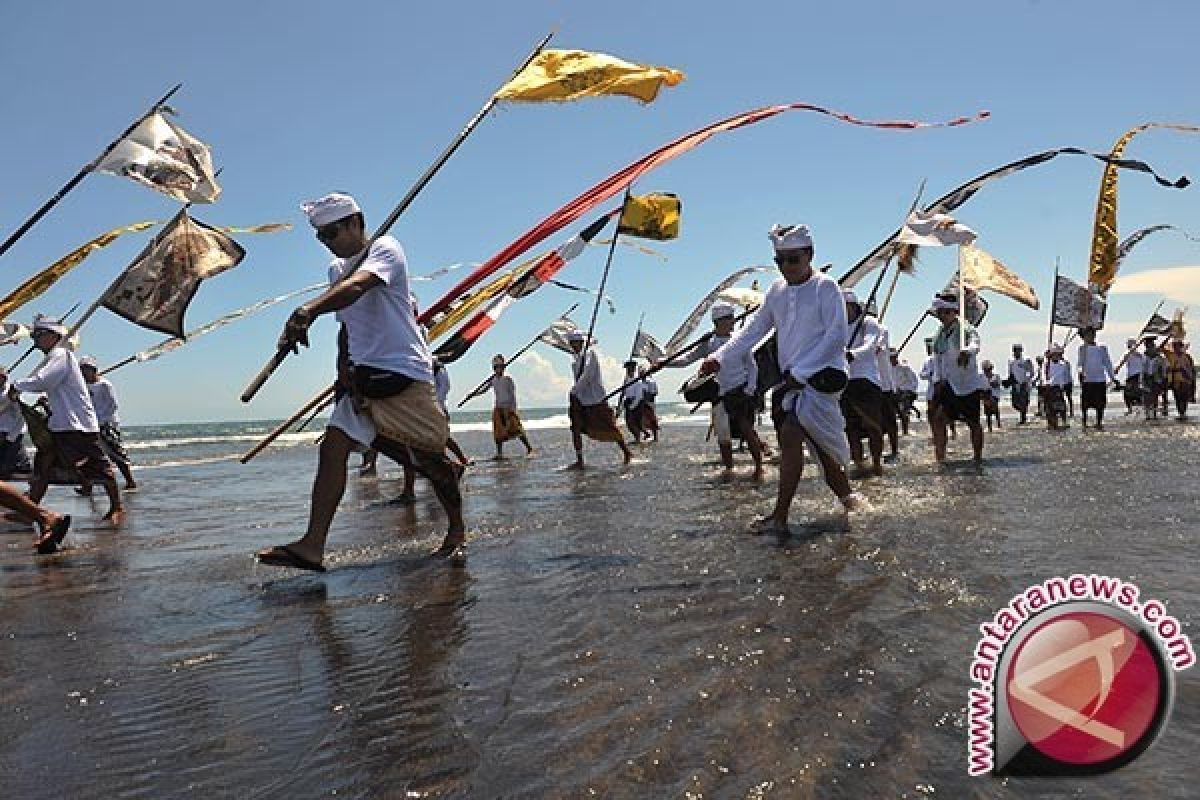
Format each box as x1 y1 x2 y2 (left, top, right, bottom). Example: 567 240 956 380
774 254 807 266
315 220 346 242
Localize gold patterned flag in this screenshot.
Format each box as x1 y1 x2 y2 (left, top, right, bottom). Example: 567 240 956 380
617 193 681 240
100 210 244 337
494 49 684 103
1088 123 1200 293
958 243 1039 309
0 221 157 321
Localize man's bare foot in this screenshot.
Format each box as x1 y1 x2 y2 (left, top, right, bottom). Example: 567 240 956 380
750 514 789 535
124 483 139 492
566 461 585 471
841 492 872 514
431 530 467 561
751 468 765 482
102 508 126 524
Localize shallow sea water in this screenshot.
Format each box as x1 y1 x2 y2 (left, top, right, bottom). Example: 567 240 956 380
1 407 1196 798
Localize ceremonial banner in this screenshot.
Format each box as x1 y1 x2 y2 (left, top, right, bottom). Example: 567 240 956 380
0 221 157 321
1144 312 1173 335
545 279 617 314
1088 123 1200 294
1052 275 1107 329
840 147 1190 288
716 285 765 310
1114 224 1200 270
101 210 244 337
494 49 684 103
664 267 772 355
1168 309 1187 340
617 193 681 240
433 214 613 363
95 111 221 203
958 243 1039 309
538 316 582 355
897 211 977 247
421 102 990 326
631 329 665 362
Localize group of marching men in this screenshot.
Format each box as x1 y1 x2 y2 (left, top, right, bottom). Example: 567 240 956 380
14 191 1186 569
0 316 139 554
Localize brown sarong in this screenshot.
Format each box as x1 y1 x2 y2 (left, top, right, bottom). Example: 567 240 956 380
362 380 448 454
52 431 116 482
492 408 526 442
569 397 624 443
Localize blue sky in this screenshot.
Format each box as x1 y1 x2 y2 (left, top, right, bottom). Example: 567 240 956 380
3 1 1200 423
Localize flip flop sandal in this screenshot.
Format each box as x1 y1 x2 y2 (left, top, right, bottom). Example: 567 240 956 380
256 545 326 573
34 515 71 555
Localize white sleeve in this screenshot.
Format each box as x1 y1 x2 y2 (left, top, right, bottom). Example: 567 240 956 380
360 238 406 286
711 304 775 367
14 350 67 394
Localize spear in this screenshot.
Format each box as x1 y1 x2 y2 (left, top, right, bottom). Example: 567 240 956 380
0 84 183 258
240 31 556 403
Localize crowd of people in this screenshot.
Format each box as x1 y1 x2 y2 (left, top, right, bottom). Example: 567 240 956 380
4 192 1192 570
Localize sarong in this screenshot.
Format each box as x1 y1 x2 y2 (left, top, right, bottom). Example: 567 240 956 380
840 378 884 438
1044 385 1067 418
569 397 624 443
1124 374 1142 406
1081 382 1107 411
931 384 982 423
492 408 526 443
774 385 851 467
53 431 116 482
362 380 449 454
99 422 131 467
1011 384 1030 412
720 387 756 441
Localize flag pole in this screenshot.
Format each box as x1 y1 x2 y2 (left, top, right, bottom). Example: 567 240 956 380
239 385 338 464
579 187 632 370
455 302 580 408
629 311 645 361
1047 257 1060 358
0 84 183 259
240 30 556 404
879 179 926 322
957 246 967 352
849 181 925 346
99 355 138 376
896 311 931 353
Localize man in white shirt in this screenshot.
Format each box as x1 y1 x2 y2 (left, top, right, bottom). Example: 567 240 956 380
618 360 648 442
1044 344 1071 429
638 366 660 442
1006 344 1034 424
890 349 920 434
1121 337 1144 415
842 290 886 477
489 355 533 458
79 357 137 491
566 332 633 468
7 314 124 525
257 193 466 571
919 337 938 421
928 294 986 464
664 302 764 477
433 358 470 468
700 223 865 532
873 320 900 461
0 380 31 478
1076 327 1116 430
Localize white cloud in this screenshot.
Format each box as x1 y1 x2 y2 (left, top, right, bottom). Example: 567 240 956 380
1110 265 1200 306
510 349 572 407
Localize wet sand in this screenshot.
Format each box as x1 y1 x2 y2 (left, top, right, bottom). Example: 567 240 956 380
1 410 1197 798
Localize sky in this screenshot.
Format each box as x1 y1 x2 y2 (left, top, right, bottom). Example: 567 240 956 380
3 0 1200 424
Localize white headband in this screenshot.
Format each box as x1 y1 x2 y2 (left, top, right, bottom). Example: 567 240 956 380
301 192 361 228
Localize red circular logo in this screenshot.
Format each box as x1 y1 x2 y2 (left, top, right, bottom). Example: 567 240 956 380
1005 611 1163 766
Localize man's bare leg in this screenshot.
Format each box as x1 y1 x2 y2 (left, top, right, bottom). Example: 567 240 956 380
765 421 807 527
397 441 467 553
718 441 735 471
99 477 124 522
968 420 984 464
0 482 66 542
519 434 534 455
617 439 633 464
930 410 949 462
265 427 355 566
745 426 765 480
446 436 471 466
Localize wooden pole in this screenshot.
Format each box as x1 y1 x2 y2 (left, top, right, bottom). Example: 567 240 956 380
0 84 183 258
578 187 631 370
240 31 555 403
1113 299 1166 375
239 385 337 464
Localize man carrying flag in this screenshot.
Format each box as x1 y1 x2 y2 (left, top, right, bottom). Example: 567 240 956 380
701 224 865 533
256 193 466 571
929 294 987 464
7 315 124 524
565 332 633 469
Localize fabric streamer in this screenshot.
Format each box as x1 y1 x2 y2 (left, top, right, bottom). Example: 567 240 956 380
839 147 1190 288
1088 123 1200 294
420 102 990 326
664 267 772 355
1114 223 1200 270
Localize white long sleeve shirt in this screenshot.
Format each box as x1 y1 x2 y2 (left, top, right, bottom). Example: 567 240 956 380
673 333 758 394
874 325 894 391
491 374 517 410
846 314 884 387
1007 357 1034 388
619 377 646 409
1046 360 1071 387
919 355 937 401
932 319 987 396
13 347 99 433
1124 351 1145 379
711 273 847 384
1077 343 1115 384
570 349 607 406
87 378 120 425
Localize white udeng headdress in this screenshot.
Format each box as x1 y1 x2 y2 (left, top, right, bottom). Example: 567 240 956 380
930 296 958 312
768 223 813 251
710 302 736 321
301 192 361 227
32 313 67 337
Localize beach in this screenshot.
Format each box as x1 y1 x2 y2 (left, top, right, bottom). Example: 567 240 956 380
1 405 1197 798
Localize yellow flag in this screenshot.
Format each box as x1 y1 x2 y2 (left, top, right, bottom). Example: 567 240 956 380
959 243 1039 310
616 193 681 240
0 221 157 321
494 49 684 103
